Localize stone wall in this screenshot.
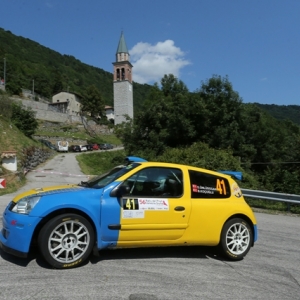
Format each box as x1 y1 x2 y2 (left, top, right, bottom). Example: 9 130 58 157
10 97 82 123
22 147 54 172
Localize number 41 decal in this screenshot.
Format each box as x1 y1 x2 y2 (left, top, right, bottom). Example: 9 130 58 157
216 179 227 195
122 198 139 210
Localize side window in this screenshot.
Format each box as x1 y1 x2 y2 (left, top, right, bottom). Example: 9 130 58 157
122 167 183 197
189 170 230 199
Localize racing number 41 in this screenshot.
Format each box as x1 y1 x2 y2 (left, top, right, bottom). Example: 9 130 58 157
126 198 136 210
123 198 139 210
216 179 227 195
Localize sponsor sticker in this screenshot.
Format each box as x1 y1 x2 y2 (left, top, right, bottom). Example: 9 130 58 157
138 198 169 210
192 184 216 195
122 210 145 219
232 183 242 198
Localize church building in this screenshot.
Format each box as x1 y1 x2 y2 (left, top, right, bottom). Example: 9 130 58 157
113 32 133 125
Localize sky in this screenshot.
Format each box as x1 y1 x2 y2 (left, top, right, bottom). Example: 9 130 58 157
0 0 300 106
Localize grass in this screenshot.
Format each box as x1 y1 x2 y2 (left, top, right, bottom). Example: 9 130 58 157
0 117 40 195
76 149 126 175
0 169 27 196
0 115 122 195
36 129 90 140
35 123 122 146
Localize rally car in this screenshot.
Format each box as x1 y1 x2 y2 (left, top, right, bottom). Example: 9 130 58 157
0 157 257 269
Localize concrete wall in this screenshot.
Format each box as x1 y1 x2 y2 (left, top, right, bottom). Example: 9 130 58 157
10 97 82 123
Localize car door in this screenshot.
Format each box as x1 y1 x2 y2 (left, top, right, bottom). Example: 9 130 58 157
186 169 234 244
116 166 191 244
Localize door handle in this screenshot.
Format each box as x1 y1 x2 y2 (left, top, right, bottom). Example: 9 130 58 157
174 206 185 211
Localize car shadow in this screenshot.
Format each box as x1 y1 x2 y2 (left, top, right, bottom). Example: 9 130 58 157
90 245 221 264
0 245 229 269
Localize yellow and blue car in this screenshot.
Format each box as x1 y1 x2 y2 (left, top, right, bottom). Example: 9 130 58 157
0 157 257 269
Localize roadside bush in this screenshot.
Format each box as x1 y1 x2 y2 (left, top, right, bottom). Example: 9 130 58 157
0 93 13 120
11 102 39 137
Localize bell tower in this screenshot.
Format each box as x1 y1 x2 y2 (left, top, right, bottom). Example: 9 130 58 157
113 32 133 125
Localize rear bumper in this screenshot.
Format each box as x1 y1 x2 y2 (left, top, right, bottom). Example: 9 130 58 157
253 224 258 243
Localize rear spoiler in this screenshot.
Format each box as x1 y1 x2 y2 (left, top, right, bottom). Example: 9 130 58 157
125 156 148 164
218 170 243 181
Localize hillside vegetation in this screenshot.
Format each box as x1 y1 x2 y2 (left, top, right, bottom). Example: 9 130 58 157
0 27 299 121
0 112 48 195
0 27 153 112
255 103 300 125
0 28 300 215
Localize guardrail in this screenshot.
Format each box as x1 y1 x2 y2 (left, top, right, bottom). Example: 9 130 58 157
241 188 300 211
241 189 300 204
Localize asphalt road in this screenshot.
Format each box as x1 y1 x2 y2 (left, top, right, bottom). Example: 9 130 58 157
0 153 299 300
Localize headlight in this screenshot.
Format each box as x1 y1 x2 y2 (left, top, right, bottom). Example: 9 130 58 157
11 196 41 214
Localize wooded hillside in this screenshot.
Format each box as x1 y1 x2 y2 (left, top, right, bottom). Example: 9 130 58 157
0 28 153 112
0 27 299 122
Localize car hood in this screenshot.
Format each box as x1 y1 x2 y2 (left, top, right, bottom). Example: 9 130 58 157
12 184 81 203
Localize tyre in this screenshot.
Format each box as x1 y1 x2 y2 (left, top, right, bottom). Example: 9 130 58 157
219 218 253 261
38 214 95 269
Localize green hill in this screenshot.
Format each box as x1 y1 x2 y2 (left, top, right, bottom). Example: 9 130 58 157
0 27 299 124
0 27 152 112
254 103 300 126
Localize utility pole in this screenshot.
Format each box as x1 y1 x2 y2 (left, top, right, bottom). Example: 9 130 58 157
32 79 35 100
3 57 6 86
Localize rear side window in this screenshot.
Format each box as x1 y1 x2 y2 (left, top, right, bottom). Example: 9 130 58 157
189 170 230 199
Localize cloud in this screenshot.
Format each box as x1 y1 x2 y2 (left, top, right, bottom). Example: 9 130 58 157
260 77 268 81
129 40 190 85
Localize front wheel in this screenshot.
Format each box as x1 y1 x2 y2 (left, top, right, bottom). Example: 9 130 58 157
38 214 95 269
219 218 253 261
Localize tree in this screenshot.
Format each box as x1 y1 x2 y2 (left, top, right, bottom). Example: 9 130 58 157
197 75 244 150
11 102 38 137
52 69 64 95
81 85 105 118
116 74 207 156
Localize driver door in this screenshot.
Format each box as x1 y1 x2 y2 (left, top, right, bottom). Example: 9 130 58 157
117 166 191 243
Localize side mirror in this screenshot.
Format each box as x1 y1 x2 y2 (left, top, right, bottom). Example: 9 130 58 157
110 184 130 198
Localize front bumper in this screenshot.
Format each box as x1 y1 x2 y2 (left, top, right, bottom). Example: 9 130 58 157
0 204 42 257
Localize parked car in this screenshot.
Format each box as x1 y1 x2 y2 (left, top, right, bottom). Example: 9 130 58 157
92 144 99 150
84 144 93 151
39 139 57 151
79 145 87 152
71 145 81 152
99 143 113 150
0 156 257 269
57 141 69 152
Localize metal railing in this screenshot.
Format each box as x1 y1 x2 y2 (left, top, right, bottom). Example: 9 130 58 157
241 189 300 212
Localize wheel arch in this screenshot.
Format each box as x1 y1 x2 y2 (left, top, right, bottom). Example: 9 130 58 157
222 214 255 246
31 208 97 248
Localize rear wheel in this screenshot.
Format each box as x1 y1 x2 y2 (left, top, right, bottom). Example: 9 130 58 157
38 214 94 269
219 218 253 261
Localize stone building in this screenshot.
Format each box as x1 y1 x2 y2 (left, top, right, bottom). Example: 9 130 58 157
51 91 81 116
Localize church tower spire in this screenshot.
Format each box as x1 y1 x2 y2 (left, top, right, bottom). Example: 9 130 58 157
113 32 133 124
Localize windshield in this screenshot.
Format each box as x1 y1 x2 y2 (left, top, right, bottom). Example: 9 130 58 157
79 163 140 189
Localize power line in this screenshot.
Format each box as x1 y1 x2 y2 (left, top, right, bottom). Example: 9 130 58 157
241 161 300 165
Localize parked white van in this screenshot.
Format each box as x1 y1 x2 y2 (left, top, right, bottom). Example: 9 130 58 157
57 141 69 152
